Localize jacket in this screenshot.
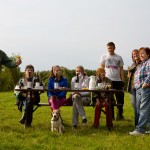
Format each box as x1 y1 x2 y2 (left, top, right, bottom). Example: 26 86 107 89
47 76 68 98
0 50 16 69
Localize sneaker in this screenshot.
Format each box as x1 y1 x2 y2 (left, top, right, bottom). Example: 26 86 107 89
82 118 87 125
145 130 150 134
19 119 25 124
72 125 78 129
129 130 144 135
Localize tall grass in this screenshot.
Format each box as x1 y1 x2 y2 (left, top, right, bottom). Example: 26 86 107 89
0 91 149 150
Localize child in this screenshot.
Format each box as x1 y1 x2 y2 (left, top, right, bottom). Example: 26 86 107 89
93 68 115 128
71 65 90 129
47 65 68 110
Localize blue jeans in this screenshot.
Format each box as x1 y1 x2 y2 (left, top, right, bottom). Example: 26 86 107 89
130 89 138 126
135 88 150 133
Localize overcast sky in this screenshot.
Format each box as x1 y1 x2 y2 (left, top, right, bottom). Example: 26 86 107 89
0 0 149 71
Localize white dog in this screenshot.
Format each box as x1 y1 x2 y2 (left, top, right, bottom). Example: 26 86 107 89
51 109 64 133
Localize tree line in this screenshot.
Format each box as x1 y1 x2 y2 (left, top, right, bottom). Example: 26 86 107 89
0 66 128 91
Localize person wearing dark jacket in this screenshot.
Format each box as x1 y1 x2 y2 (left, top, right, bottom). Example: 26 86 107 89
0 50 22 69
15 65 43 126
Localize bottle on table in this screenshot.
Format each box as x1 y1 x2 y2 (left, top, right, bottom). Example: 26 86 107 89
97 77 102 87
27 72 32 89
19 79 24 89
74 73 79 89
35 72 40 87
54 73 59 89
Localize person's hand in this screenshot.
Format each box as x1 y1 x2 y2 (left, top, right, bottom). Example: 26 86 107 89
142 83 149 88
16 58 22 66
74 92 81 97
21 93 26 97
96 99 100 107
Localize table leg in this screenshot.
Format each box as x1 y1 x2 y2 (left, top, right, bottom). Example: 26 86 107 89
108 91 113 131
25 92 33 128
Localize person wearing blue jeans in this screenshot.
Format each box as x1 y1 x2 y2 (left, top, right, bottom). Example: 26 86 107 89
127 49 141 126
135 88 150 133
129 47 150 135
130 89 138 126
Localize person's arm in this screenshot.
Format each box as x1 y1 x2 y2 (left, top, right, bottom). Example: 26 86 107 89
2 50 21 68
127 69 131 78
100 55 105 69
142 60 150 88
100 63 105 69
47 78 53 98
120 66 125 82
57 78 68 97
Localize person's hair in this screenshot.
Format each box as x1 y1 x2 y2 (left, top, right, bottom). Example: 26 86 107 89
49 66 54 77
76 65 84 73
139 47 150 59
96 68 105 77
107 42 115 48
131 49 139 62
144 47 150 58
138 47 145 54
25 65 34 72
49 65 62 78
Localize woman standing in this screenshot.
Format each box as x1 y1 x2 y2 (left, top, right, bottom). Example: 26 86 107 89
127 50 140 126
129 47 150 135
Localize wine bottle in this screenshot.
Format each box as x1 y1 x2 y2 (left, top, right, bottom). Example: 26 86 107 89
27 72 32 89
35 72 40 87
74 73 79 89
54 73 59 89
97 77 102 89
20 79 24 89
97 77 102 85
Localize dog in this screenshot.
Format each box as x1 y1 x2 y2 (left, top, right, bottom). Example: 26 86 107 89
51 109 64 133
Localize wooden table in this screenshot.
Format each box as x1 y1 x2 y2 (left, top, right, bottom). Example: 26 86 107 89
15 88 122 130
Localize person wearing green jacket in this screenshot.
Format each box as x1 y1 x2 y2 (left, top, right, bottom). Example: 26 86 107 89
0 50 22 69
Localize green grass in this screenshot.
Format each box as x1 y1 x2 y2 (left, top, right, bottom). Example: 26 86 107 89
0 91 150 150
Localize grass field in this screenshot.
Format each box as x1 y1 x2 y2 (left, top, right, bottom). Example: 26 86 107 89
0 91 150 150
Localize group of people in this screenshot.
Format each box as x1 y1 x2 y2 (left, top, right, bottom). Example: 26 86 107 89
13 42 126 129
1 42 150 135
127 47 150 135
43 41 126 130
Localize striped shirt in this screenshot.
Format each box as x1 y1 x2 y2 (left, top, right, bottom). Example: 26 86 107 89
134 58 150 89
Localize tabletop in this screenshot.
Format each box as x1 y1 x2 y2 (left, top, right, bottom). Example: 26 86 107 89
14 88 123 93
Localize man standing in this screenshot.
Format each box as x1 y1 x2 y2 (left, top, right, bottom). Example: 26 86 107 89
100 42 125 120
0 50 22 68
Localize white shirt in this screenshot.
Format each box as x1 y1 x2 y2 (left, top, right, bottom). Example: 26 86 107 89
100 53 124 81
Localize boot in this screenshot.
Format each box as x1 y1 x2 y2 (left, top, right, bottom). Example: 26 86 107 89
19 112 26 124
116 106 124 121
